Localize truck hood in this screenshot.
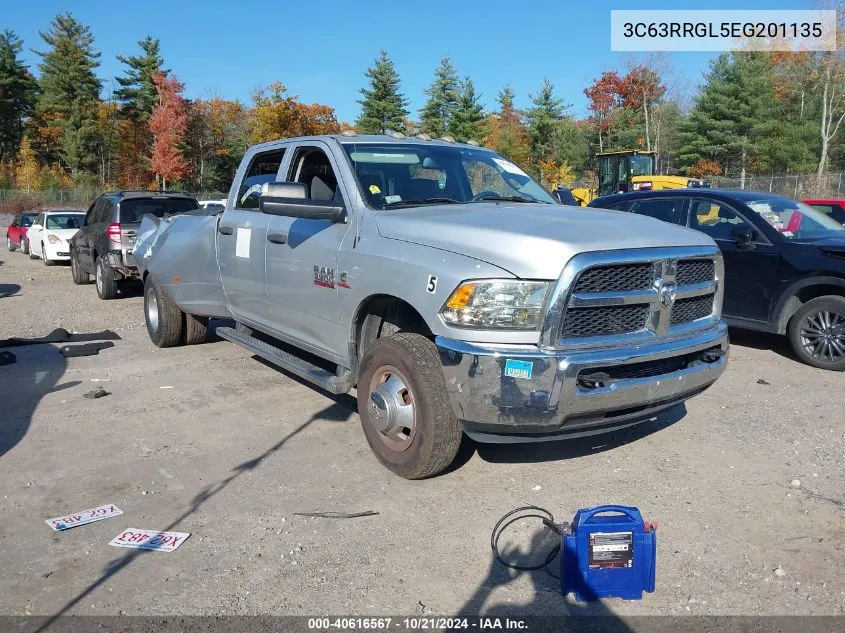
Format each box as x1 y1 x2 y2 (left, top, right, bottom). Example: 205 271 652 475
374 202 715 279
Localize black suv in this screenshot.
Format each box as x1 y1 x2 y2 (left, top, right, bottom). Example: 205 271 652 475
70 191 199 299
589 189 845 370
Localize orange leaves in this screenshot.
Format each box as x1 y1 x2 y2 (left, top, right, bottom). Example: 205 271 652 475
149 73 189 185
688 159 722 178
249 81 341 144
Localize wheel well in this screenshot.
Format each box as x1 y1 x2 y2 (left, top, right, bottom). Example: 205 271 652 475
778 284 845 333
353 295 433 368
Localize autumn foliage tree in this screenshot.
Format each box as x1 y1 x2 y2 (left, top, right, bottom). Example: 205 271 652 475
149 73 188 189
249 81 340 144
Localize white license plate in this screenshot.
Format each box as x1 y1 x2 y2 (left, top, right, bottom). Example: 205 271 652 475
109 528 190 552
46 503 123 531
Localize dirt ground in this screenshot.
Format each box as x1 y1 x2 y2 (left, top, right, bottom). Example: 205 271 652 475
0 249 843 618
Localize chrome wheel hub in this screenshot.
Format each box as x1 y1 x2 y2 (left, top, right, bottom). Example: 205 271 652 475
96 263 102 292
800 310 845 362
367 365 416 451
145 286 159 332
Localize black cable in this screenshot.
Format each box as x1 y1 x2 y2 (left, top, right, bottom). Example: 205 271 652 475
491 505 568 580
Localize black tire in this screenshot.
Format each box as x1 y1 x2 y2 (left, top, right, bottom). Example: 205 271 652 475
21 238 29 255
144 275 184 348
184 313 209 345
95 255 119 300
6 235 15 252
42 243 55 266
357 332 461 479
70 249 90 284
787 295 845 371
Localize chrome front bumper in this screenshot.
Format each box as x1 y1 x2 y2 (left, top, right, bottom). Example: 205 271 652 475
436 320 729 442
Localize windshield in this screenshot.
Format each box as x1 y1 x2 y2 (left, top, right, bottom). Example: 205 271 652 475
629 154 654 177
342 143 556 209
745 196 845 240
45 214 85 230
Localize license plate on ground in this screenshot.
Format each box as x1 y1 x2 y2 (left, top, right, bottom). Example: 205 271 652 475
46 503 123 531
109 528 190 552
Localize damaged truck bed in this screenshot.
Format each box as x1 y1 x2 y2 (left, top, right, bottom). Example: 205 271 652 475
135 210 230 319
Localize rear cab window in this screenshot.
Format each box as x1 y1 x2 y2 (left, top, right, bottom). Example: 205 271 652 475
118 198 200 223
236 149 286 209
627 197 687 225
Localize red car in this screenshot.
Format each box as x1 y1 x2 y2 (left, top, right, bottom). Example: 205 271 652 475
803 199 845 225
5 211 40 254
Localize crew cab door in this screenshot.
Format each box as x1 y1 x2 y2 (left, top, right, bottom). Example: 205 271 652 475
218 146 287 326
688 198 780 323
264 141 352 361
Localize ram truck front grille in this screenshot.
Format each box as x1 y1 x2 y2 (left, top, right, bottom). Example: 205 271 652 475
543 250 722 347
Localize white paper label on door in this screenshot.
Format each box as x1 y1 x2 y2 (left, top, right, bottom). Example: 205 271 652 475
235 228 251 258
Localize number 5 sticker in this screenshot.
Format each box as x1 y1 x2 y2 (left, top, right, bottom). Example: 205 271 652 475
426 275 438 294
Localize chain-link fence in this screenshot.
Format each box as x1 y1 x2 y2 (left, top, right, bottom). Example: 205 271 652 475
708 173 845 199
0 189 229 210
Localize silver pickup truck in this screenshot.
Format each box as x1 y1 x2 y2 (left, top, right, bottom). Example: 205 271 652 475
135 133 729 479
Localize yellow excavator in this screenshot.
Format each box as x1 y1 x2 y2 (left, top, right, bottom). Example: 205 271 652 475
569 150 710 206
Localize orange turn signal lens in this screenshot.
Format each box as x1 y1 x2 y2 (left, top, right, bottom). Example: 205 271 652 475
446 283 477 309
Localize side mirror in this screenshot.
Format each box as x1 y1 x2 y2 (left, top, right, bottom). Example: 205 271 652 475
259 182 345 223
731 225 756 248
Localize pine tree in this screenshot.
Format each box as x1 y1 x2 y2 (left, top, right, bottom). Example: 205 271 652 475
419 57 460 138
497 86 519 125
0 29 38 162
34 13 102 178
355 51 408 134
115 36 167 122
680 52 776 184
449 77 484 141
526 79 565 167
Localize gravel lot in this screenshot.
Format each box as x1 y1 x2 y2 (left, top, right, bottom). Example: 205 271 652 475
0 247 843 618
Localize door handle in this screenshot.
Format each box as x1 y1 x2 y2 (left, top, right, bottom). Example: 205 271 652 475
218 225 234 235
267 233 288 244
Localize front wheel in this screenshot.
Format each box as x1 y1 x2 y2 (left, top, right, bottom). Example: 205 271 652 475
357 333 462 479
42 243 55 266
28 240 38 259
6 235 15 252
21 238 29 255
788 295 845 371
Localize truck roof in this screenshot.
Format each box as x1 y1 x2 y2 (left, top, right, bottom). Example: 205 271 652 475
248 133 490 151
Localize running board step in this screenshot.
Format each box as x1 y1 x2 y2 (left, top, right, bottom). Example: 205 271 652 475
215 326 352 394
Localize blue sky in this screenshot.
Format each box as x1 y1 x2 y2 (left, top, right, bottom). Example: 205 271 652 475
6 0 812 122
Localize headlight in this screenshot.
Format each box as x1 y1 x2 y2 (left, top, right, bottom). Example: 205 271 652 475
440 280 551 330
48 234 62 244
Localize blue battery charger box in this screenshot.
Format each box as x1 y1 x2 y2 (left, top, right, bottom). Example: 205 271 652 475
562 505 656 601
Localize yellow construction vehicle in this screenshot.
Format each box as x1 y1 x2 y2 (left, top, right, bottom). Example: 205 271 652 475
569 150 710 206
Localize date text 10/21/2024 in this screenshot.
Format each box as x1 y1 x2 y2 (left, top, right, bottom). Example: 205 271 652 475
307 618 528 630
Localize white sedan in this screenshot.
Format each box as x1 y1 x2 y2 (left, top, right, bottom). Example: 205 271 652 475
27 210 86 266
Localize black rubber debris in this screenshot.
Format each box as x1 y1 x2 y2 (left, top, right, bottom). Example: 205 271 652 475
83 387 111 399
293 510 379 519
59 342 115 358
0 351 16 366
757 378 771 385
0 328 121 348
